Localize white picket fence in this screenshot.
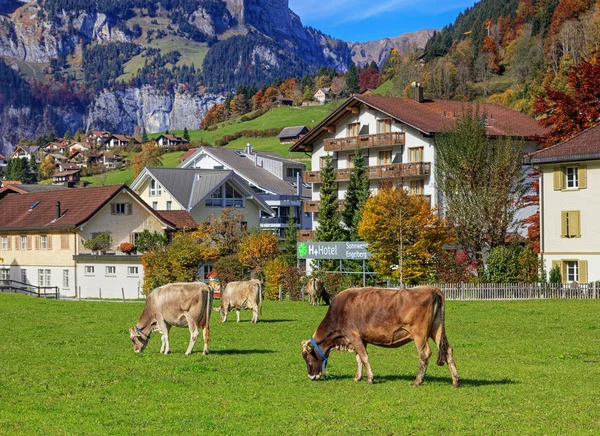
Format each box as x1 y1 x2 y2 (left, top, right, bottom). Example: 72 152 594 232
419 282 599 300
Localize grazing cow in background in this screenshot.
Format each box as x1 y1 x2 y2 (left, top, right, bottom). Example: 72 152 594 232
301 286 460 387
129 282 213 355
306 278 330 306
217 279 263 323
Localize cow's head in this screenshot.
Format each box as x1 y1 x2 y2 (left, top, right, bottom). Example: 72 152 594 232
129 327 149 353
301 339 326 380
218 306 227 323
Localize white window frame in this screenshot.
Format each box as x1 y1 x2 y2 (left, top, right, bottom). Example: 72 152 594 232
106 266 116 276
20 235 27 250
565 167 578 189
1 236 7 250
166 201 172 211
63 270 69 288
150 179 162 197
38 269 45 286
128 266 139 276
85 266 95 275
152 201 158 210
45 269 51 287
566 261 578 282
40 235 48 250
0 269 8 281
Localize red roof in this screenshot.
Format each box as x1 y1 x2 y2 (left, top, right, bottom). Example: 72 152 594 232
157 210 198 230
528 123 600 164
0 154 6 160
181 148 199 162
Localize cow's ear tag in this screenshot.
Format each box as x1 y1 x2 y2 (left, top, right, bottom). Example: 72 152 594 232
307 344 314 352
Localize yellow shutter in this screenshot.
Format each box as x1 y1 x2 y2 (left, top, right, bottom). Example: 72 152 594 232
553 167 564 190
560 261 567 284
578 166 587 189
47 235 52 250
27 235 32 250
569 211 581 237
7 236 11 250
34 236 39 250
578 260 588 283
561 211 568 237
61 235 69 250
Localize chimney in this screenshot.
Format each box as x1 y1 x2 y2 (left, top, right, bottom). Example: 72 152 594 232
413 83 424 103
56 201 61 220
245 142 252 155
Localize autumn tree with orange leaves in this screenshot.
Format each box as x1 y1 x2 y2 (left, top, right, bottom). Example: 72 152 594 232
237 230 279 278
358 185 453 284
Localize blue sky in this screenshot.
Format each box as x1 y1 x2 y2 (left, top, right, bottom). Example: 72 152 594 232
289 0 477 42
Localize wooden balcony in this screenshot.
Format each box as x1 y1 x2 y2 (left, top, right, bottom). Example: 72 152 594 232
297 230 315 242
303 162 431 183
303 199 344 213
324 132 406 152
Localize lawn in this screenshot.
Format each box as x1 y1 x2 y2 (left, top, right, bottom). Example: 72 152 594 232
1 294 598 434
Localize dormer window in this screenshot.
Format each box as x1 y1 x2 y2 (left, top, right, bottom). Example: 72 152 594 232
150 179 162 196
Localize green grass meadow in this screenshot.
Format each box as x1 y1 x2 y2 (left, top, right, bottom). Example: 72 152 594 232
1 294 599 434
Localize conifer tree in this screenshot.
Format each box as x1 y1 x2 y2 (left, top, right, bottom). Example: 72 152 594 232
316 154 342 242
142 127 148 144
341 146 370 240
282 208 298 266
346 63 360 95
183 127 190 142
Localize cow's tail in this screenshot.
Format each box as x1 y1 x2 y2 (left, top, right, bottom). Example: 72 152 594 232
206 285 214 326
322 289 331 305
258 281 263 316
433 288 449 367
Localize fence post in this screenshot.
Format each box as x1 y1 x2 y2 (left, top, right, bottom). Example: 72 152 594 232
56 286 59 300
460 282 465 300
79 286 81 301
278 285 282 301
301 286 304 302
37 284 40 298
122 288 126 303
594 281 597 300
99 288 102 301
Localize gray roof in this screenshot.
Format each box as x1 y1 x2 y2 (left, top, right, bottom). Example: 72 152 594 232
6 184 69 193
278 126 308 139
142 167 273 213
181 146 310 198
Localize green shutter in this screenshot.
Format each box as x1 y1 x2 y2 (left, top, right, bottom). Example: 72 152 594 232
578 166 587 189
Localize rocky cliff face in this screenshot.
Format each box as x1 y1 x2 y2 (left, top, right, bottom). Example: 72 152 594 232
349 29 436 67
0 2 128 63
86 86 225 134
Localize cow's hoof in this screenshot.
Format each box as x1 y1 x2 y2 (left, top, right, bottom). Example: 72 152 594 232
452 380 461 388
412 380 423 387
367 379 373 384
202 350 209 355
353 377 362 382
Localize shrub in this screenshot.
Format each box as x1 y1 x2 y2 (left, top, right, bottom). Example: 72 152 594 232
135 229 168 253
315 272 353 297
264 257 287 300
214 254 248 288
484 244 540 283
281 266 302 300
549 265 562 284
119 242 135 254
82 232 112 254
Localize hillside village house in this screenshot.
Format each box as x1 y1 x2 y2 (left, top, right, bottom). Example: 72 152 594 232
178 144 311 237
86 130 111 148
131 167 274 229
278 126 309 144
527 123 600 283
0 185 192 299
9 145 44 163
52 169 81 187
108 134 140 149
290 89 547 241
156 133 189 148
314 88 331 104
0 184 68 200
0 154 7 169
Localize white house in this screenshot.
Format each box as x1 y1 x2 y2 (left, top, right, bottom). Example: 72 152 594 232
528 123 600 283
290 90 547 240
314 88 330 105
156 134 188 148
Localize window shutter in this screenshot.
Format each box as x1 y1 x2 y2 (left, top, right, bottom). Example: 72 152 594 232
27 235 32 250
126 203 132 215
570 211 581 237
578 166 587 189
578 260 588 283
35 236 39 250
560 262 567 284
14 236 18 249
47 235 52 250
553 167 564 190
61 235 69 250
560 211 568 237
7 236 11 250
110 203 116 215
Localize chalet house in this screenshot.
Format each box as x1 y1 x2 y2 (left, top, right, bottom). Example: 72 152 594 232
178 144 311 238
108 134 141 149
0 154 7 169
131 167 274 229
0 184 68 201
0 185 192 299
290 90 547 242
69 150 101 168
156 134 188 148
69 143 89 154
9 145 43 163
53 169 81 187
102 153 123 168
44 139 77 154
314 88 331 104
527 123 600 283
278 126 309 144
86 130 111 148
58 162 81 172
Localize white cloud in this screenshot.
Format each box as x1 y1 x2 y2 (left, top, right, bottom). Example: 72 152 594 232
289 0 474 25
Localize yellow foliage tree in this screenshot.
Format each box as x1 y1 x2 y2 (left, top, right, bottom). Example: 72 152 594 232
358 185 454 284
132 141 162 178
237 230 279 277
39 155 56 180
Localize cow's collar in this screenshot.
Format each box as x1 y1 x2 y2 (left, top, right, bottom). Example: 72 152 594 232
310 337 328 374
135 325 149 341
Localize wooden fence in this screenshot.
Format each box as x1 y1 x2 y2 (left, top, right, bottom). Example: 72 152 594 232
0 280 60 299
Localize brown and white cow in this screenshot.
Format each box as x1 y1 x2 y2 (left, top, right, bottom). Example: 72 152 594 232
301 286 460 387
129 282 213 355
305 277 330 306
217 279 263 323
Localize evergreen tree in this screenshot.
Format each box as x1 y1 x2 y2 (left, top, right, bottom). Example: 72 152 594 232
346 63 360 95
316 154 343 242
142 127 148 144
26 158 38 184
64 130 72 140
282 208 298 266
369 60 379 72
5 158 28 182
341 146 370 240
183 127 190 142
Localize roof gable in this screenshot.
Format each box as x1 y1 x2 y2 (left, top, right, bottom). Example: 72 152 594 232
528 122 600 164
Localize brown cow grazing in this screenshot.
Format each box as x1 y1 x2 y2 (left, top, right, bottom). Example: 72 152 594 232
129 282 213 355
306 278 331 306
217 279 263 323
301 286 460 387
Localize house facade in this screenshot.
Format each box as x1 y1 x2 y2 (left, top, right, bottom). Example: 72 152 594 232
528 123 600 283
0 185 189 298
108 134 140 149
9 145 43 163
278 126 309 144
131 167 274 230
291 92 546 240
314 88 330 104
178 144 311 237
156 134 188 148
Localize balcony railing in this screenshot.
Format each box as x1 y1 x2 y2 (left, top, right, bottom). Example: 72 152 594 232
324 132 406 152
261 216 300 225
303 162 431 183
297 230 315 242
305 195 431 213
